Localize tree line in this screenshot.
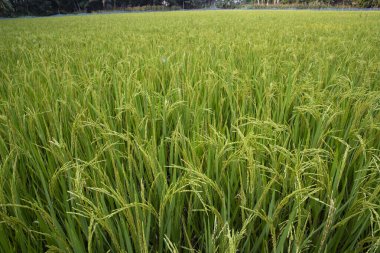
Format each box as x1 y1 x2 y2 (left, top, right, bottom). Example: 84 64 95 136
1 0 379 17
0 0 207 16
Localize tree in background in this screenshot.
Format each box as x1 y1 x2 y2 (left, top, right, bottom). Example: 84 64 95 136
9 0 57 15
1 0 379 16
215 0 241 8
0 0 14 16
357 0 380 7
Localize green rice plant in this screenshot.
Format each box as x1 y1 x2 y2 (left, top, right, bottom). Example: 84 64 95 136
0 10 379 252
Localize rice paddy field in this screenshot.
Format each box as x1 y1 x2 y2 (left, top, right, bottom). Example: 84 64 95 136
0 10 380 252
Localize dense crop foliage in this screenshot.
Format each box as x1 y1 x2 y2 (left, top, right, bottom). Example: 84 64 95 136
1 11 380 252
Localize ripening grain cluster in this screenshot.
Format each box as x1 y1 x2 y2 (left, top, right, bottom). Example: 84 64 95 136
0 11 380 252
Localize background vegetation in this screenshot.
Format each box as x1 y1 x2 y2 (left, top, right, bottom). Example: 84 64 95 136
1 10 380 252
1 0 379 17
